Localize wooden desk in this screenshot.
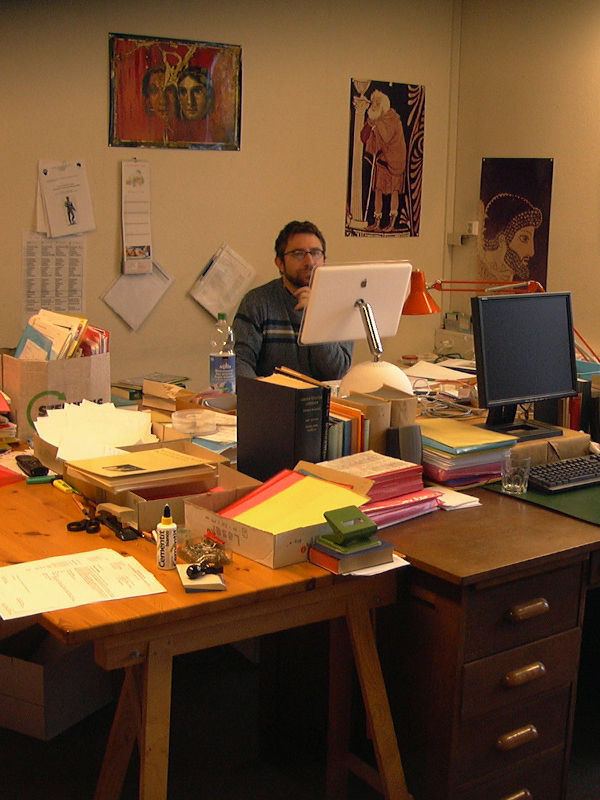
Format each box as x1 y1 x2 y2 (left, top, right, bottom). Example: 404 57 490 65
382 487 600 800
0 482 409 800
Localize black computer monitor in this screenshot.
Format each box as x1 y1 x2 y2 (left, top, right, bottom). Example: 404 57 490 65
470 292 578 441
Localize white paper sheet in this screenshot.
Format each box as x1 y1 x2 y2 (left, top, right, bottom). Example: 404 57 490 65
0 549 166 620
102 260 173 330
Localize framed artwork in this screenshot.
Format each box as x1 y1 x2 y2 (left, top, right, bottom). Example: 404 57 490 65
478 158 553 288
109 32 241 150
346 78 425 237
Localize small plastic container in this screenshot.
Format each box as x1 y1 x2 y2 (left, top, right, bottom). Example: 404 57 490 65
171 409 218 436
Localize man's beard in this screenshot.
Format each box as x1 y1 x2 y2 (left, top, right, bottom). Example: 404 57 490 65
504 245 529 279
368 102 383 121
283 266 312 290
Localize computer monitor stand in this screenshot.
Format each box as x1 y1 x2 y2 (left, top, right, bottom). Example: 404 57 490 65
479 404 563 442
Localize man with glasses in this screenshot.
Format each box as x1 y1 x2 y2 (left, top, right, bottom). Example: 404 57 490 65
233 220 353 380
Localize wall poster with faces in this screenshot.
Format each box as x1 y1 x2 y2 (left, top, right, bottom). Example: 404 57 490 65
478 158 553 289
109 33 241 151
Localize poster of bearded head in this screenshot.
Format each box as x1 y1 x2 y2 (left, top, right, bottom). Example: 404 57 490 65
346 79 425 237
477 158 553 289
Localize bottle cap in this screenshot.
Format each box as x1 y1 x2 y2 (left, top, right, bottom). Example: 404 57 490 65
161 504 173 525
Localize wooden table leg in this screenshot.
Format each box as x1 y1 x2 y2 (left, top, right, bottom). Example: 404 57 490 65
346 594 412 800
327 615 354 799
94 665 142 800
138 643 173 800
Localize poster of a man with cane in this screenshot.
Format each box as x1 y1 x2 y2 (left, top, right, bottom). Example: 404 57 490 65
346 79 425 237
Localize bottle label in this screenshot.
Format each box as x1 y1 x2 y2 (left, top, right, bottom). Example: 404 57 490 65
210 354 236 393
156 524 177 570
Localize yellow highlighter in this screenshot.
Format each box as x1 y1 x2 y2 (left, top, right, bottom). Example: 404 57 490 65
52 479 79 494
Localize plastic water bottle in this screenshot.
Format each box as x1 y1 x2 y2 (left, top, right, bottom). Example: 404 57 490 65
209 312 236 393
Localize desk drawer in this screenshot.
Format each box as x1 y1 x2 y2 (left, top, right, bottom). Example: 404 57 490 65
455 688 570 784
461 627 580 718
464 563 582 661
454 746 564 800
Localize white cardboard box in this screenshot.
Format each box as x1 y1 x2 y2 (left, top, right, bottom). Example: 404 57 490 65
108 463 260 531
0 625 113 740
184 499 330 569
184 462 373 569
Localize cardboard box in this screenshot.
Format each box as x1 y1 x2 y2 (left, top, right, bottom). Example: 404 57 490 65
185 499 329 569
513 427 591 466
184 462 372 569
0 625 112 740
35 431 256 530
2 352 111 440
34 435 226 478
105 463 260 531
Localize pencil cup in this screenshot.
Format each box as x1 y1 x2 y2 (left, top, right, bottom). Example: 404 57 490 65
501 451 531 495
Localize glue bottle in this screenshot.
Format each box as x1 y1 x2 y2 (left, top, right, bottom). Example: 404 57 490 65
209 312 236 393
156 504 177 570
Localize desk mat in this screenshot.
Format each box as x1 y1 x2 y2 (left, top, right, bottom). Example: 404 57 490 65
485 481 600 526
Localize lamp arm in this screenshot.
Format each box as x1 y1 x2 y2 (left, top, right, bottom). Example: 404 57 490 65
355 298 383 361
429 279 544 293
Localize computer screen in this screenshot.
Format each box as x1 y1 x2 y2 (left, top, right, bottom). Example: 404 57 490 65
471 292 578 441
298 261 413 345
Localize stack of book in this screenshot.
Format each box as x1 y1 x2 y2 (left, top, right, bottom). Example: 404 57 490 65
236 369 330 482
308 506 395 574
419 418 517 487
315 450 441 528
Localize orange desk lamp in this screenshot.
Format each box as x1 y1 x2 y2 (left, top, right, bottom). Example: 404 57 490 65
402 269 599 363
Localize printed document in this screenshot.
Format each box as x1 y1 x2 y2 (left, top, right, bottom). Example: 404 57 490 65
0 549 166 620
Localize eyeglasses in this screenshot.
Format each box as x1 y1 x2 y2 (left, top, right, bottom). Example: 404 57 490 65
282 248 325 262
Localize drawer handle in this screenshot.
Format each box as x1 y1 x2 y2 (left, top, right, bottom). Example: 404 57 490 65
496 724 539 751
503 661 547 688
499 791 533 800
507 597 550 623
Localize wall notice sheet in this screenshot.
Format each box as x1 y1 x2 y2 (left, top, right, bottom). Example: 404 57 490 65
37 160 96 238
22 231 85 323
121 160 153 275
102 260 173 330
189 243 256 318
0 548 166 620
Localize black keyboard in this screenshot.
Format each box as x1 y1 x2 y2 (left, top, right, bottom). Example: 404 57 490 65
528 453 600 493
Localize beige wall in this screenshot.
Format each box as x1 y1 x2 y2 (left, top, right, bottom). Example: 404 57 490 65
453 0 600 357
0 0 457 386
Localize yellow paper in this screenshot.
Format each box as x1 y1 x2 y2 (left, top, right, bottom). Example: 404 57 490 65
232 474 369 534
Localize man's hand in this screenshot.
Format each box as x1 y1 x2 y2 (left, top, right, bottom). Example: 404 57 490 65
292 286 311 310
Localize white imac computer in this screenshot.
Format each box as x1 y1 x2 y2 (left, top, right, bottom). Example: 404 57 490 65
298 261 414 395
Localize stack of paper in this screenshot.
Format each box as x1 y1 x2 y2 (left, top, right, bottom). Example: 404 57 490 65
320 451 424 500
314 451 440 528
218 469 369 535
419 418 516 487
64 447 215 494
